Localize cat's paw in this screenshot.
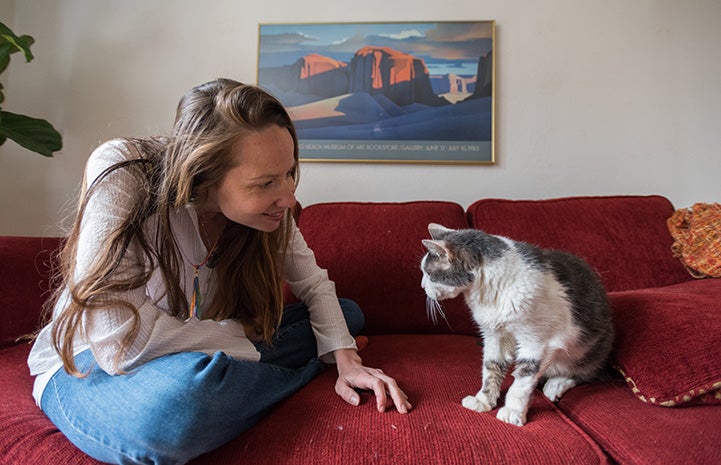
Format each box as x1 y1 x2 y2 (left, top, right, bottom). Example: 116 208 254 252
496 406 526 426
462 395 494 413
542 377 577 402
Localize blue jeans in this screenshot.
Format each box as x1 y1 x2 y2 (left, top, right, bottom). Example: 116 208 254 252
41 299 364 465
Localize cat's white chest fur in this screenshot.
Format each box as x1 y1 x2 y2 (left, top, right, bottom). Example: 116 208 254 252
465 247 545 325
467 261 581 350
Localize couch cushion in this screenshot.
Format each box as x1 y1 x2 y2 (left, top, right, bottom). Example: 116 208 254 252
558 376 721 465
466 195 691 292
0 344 102 465
610 280 721 406
297 201 476 336
198 334 610 465
0 236 62 348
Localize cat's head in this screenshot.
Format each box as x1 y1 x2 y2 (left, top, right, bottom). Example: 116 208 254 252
420 223 476 301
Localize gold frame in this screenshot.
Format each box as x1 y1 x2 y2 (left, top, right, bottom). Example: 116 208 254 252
257 20 496 165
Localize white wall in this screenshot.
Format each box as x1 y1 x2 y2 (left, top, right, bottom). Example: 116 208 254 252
1 0 720 236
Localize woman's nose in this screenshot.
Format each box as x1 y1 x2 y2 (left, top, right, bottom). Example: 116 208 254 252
277 178 297 207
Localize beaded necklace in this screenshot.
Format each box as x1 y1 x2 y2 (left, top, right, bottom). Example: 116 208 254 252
188 214 222 320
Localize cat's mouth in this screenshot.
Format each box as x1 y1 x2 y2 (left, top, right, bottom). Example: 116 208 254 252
423 282 462 301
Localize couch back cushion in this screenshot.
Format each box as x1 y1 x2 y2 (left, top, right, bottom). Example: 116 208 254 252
0 236 62 348
466 195 690 292
297 201 476 336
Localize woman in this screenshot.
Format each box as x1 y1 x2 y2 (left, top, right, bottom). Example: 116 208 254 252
28 78 411 465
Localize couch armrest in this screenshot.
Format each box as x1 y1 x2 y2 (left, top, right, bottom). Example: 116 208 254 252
0 236 62 348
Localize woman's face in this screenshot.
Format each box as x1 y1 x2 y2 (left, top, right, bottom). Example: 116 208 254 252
206 124 297 232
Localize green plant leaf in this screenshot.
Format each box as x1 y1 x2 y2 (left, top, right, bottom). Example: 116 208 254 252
0 22 34 59
0 110 62 157
0 23 61 158
0 46 10 76
0 22 35 75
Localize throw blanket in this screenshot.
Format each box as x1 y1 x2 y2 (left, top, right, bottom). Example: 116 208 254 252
668 203 721 278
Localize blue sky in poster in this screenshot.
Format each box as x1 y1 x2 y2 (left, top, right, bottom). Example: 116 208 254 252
258 21 493 76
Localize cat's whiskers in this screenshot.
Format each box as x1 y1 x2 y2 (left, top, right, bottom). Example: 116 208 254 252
426 297 453 329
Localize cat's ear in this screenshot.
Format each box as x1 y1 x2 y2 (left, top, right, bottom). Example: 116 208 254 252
422 239 449 258
428 223 452 239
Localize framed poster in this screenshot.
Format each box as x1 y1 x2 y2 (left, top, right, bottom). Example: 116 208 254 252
257 21 495 164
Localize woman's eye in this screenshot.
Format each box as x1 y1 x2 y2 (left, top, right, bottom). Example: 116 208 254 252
260 180 274 189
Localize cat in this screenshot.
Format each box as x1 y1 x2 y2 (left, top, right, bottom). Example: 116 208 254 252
420 223 614 426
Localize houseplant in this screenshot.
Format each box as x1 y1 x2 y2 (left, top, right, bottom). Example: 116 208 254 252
0 21 61 157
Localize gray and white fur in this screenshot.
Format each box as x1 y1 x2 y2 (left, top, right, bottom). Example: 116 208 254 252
421 223 613 426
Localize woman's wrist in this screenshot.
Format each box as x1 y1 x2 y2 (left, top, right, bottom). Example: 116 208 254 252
334 348 361 372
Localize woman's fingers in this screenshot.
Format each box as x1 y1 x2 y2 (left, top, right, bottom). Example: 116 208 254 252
373 371 412 413
347 368 412 413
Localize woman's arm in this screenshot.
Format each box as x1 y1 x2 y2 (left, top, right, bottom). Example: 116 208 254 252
283 223 357 361
283 223 411 413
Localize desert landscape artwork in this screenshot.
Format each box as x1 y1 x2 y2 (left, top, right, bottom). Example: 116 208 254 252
257 21 495 164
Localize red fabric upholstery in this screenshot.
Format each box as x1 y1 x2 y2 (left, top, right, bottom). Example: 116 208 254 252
298 201 476 336
558 378 721 465
467 195 691 292
196 335 609 465
0 344 102 465
0 236 62 349
611 280 721 406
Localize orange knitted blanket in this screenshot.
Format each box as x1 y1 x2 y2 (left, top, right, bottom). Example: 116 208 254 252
667 203 721 278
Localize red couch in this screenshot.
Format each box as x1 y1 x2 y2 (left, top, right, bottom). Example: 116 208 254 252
2 195 720 465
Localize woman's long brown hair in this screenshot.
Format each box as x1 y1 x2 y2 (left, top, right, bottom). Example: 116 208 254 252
48 79 299 375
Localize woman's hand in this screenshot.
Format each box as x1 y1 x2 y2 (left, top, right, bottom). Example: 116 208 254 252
333 348 412 414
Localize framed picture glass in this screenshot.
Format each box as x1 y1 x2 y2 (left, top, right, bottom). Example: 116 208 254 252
257 20 495 164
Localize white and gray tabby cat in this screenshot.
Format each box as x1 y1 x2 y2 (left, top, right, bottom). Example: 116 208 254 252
421 223 614 426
